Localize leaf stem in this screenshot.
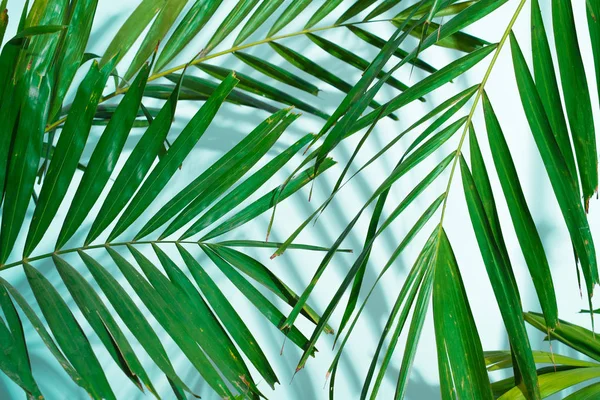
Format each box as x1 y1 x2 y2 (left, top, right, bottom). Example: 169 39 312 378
45 18 398 133
436 0 526 239
0 239 202 271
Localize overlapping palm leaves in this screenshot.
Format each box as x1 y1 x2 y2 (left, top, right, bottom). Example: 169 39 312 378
0 0 598 399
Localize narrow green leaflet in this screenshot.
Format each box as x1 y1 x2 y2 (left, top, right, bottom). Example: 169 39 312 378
197 63 329 118
160 244 278 388
309 20 417 174
234 50 320 95
131 245 260 396
202 158 335 240
347 25 437 74
0 285 41 397
202 245 315 353
177 114 296 239
394 256 435 399
193 134 312 232
552 0 598 208
353 44 495 133
235 0 283 45
269 42 394 118
79 251 192 395
204 0 259 54
460 156 540 400
0 278 91 395
306 33 412 93
86 74 184 245
433 230 493 400
108 73 238 242
101 0 164 67
364 0 403 20
588 0 600 103
218 240 351 253
336 0 378 24
24 60 115 257
136 107 289 240
0 74 51 264
176 244 278 385
394 19 486 53
57 64 150 249
167 73 279 113
24 263 115 400
531 0 577 187
211 245 331 331
483 93 557 329
305 0 342 28
268 0 312 37
106 248 234 398
123 0 187 81
53 255 156 396
511 33 598 298
155 0 224 72
48 0 98 120
363 231 436 399
552 0 598 206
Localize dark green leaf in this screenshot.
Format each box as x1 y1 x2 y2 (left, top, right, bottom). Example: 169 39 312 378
269 42 395 118
57 64 150 249
336 0 378 24
306 33 413 94
304 0 343 28
106 247 234 398
202 158 335 240
155 0 224 72
482 92 558 329
511 33 598 298
433 230 493 399
167 72 279 113
0 74 51 264
79 251 193 395
234 50 320 95
197 62 329 118
136 107 289 240
235 0 283 45
53 255 156 395
268 0 312 36
176 244 279 386
24 263 115 400
347 25 437 74
85 74 184 245
531 0 578 189
204 0 259 54
460 156 540 399
193 134 313 232
552 0 598 208
48 0 98 120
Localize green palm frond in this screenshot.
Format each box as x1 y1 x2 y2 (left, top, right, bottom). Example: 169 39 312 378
0 0 599 399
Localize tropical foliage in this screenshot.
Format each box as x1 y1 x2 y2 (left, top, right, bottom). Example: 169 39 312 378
0 0 598 399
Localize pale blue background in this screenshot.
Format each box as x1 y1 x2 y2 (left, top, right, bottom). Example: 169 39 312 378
1 1 599 399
